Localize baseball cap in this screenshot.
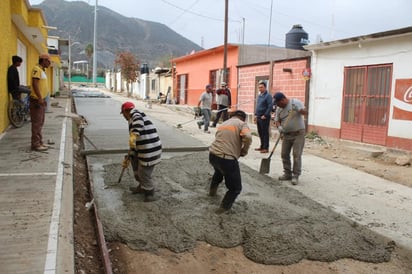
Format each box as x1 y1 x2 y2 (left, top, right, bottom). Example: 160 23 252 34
221 82 226 86
120 101 135 113
273 92 286 103
39 53 50 60
206 84 212 89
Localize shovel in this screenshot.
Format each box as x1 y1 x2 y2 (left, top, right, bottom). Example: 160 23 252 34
259 134 282 174
104 154 130 189
259 106 296 174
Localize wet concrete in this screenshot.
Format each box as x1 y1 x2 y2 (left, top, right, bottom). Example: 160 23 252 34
75 94 395 265
95 152 394 265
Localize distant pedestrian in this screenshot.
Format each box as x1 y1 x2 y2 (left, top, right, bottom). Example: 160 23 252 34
7 55 30 100
120 101 162 202
208 110 252 214
254 81 273 153
211 82 231 127
197 84 214 133
30 54 51 152
273 92 307 185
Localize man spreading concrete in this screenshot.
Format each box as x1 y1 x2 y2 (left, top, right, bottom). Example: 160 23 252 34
211 82 231 127
208 110 252 214
120 101 162 202
273 92 307 185
197 84 214 133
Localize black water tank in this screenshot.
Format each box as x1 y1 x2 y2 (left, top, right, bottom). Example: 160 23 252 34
285 24 309 50
140 63 149 74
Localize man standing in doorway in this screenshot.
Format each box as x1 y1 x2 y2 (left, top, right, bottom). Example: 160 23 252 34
254 81 273 153
30 54 50 152
273 92 307 185
197 84 214 133
7 55 30 100
211 82 231 127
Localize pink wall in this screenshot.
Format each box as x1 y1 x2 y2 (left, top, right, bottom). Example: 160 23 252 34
238 58 310 115
238 63 270 114
272 59 309 105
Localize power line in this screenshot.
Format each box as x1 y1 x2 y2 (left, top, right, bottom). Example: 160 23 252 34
160 0 241 23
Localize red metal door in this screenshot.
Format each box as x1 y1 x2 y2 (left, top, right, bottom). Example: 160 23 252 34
341 65 392 145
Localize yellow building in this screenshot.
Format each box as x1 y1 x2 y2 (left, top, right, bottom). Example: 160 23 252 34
0 0 61 133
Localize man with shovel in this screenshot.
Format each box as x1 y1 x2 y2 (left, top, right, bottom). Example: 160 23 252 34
208 110 252 214
273 92 307 185
120 102 162 202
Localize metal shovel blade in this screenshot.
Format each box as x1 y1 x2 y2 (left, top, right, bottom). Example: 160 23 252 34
259 158 271 174
259 134 282 174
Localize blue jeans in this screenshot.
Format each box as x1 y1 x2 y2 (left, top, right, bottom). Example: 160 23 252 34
209 153 242 210
202 108 211 131
212 104 228 126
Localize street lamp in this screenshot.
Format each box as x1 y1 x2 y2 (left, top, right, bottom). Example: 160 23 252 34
68 36 80 96
92 0 98 86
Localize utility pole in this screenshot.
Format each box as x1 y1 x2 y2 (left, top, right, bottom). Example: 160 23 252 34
92 0 98 86
223 0 228 84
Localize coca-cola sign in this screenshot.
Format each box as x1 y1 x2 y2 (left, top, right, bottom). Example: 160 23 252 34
393 79 412 120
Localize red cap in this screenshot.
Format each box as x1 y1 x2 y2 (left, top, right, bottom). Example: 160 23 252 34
120 102 135 113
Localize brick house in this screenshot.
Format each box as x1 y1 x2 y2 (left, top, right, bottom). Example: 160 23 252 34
171 44 309 112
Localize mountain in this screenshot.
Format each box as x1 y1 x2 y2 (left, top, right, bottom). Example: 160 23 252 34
35 0 203 69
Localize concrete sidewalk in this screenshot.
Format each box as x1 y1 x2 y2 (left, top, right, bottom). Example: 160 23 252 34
105 89 412 251
0 96 74 273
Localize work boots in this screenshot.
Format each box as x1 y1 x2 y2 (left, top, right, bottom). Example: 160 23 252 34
129 185 144 194
209 185 218 196
278 173 292 181
144 189 157 202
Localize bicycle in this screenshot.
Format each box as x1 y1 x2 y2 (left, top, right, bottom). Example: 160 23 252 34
8 88 30 128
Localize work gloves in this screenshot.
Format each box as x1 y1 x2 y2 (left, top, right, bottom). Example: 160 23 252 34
122 155 130 168
129 133 137 150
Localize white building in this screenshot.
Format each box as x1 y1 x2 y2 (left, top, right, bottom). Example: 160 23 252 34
305 27 412 151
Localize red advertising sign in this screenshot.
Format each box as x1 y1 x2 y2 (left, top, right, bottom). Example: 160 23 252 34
393 79 412 120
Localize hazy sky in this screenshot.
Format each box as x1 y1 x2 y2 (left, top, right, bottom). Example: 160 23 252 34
29 0 412 49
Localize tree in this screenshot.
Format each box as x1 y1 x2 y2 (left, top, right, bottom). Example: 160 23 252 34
115 51 139 97
85 44 93 79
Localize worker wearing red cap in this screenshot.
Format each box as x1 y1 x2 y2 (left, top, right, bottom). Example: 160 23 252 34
120 101 162 202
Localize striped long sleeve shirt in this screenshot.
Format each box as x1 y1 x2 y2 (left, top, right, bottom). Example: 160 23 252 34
129 109 162 166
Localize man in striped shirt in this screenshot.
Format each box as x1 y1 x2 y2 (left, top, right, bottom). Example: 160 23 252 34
121 102 162 202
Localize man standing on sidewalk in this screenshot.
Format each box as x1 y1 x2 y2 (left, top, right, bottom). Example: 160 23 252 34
254 81 273 153
208 110 252 214
120 102 162 202
197 84 213 133
273 92 307 185
30 54 50 152
211 82 231 127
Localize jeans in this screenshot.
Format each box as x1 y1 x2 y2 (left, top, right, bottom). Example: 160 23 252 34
212 104 228 126
202 109 211 131
281 129 305 176
256 117 270 150
209 153 242 210
30 98 46 148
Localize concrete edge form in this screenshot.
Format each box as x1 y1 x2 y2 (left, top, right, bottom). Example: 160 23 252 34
56 107 75 273
87 160 114 274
